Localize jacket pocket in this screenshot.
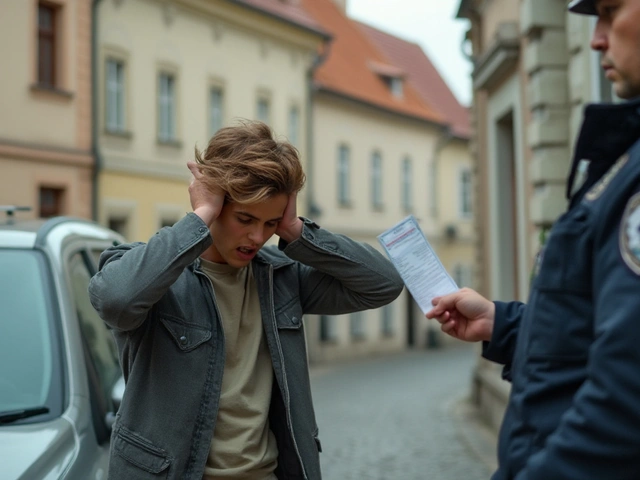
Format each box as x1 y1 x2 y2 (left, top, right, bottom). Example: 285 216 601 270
526 208 593 360
112 426 172 478
159 313 211 352
274 297 303 330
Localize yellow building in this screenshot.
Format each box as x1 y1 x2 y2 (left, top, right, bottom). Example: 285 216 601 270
0 0 93 219
95 0 328 241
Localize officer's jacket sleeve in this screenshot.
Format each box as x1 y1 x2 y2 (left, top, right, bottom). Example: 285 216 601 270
482 301 525 382
88 213 212 331
280 218 404 314
516 191 640 480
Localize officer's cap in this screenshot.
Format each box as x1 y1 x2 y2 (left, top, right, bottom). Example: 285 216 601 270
568 0 597 15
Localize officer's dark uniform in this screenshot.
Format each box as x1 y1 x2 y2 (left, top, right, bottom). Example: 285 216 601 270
484 97 640 479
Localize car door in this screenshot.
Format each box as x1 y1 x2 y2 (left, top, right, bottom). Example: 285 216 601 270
64 245 121 479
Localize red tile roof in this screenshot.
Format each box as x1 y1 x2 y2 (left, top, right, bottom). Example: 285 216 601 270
356 21 471 139
300 0 445 125
233 0 328 37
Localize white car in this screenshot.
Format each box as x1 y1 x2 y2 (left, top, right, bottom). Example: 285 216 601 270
0 206 125 480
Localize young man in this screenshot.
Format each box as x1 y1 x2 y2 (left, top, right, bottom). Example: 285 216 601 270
427 1 640 479
89 121 404 480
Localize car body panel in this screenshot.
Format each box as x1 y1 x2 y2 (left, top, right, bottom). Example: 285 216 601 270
1 214 125 480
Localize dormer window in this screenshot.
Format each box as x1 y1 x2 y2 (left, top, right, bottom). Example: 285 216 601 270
386 76 403 98
368 61 405 99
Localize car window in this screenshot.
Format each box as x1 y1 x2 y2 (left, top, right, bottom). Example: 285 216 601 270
67 252 121 411
0 250 63 418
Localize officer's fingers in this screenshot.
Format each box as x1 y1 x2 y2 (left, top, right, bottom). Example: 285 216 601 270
430 292 463 315
441 319 457 335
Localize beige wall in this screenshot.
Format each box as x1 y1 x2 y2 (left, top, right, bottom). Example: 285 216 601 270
96 0 324 241
305 92 475 361
0 0 93 218
480 0 519 50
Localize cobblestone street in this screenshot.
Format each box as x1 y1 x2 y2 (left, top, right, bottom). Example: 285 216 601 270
310 344 494 480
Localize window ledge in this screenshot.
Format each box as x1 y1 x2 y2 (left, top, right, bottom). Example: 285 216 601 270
372 204 385 213
157 138 183 148
338 200 353 209
105 129 133 139
30 83 74 99
350 334 367 342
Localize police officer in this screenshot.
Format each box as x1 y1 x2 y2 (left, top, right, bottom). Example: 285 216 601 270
427 0 640 478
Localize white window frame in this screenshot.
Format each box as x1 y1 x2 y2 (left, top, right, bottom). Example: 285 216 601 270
453 263 473 288
390 77 403 98
158 72 176 142
106 58 126 133
381 303 395 336
371 151 383 210
350 311 365 339
338 144 351 206
257 96 270 124
320 315 338 342
401 157 412 212
459 167 473 218
288 105 300 147
209 86 224 137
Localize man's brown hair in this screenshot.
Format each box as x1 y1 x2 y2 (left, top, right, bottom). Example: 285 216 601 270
194 120 306 204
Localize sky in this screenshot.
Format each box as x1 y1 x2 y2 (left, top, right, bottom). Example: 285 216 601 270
346 0 472 106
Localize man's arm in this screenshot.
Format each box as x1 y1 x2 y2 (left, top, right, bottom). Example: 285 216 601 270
279 218 404 314
88 213 213 331
89 162 222 331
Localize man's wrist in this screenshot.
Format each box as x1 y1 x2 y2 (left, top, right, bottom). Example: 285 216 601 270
278 218 304 244
193 206 216 227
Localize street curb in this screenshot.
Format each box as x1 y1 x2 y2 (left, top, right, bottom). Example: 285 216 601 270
449 395 498 475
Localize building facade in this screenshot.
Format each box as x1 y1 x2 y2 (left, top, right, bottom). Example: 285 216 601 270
301 0 476 363
94 0 327 241
457 0 610 433
0 0 94 219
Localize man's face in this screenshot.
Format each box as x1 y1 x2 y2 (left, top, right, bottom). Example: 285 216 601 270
205 194 288 268
591 0 640 99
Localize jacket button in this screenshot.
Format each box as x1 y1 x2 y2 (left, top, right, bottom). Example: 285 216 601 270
179 335 188 345
291 316 299 325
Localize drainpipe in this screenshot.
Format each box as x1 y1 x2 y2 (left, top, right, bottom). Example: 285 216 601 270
430 127 454 222
426 126 454 350
305 40 331 219
91 0 105 222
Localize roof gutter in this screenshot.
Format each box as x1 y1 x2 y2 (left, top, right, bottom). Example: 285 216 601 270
221 0 331 40
305 40 332 219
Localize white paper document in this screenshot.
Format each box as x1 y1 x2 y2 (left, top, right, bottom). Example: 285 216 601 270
378 215 458 314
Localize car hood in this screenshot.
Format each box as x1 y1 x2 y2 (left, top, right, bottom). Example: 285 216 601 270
0 417 76 480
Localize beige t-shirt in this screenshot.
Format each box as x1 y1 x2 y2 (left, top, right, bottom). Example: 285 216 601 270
201 259 278 480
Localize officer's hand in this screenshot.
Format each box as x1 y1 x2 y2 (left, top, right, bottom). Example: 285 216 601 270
426 288 495 343
187 161 224 227
276 192 303 243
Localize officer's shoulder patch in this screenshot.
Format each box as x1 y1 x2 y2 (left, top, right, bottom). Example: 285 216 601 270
619 191 640 275
585 154 629 201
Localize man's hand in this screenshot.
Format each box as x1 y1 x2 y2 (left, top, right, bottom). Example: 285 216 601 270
187 161 224 227
275 193 303 243
426 288 495 342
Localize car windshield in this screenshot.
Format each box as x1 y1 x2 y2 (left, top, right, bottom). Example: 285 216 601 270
0 249 61 419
